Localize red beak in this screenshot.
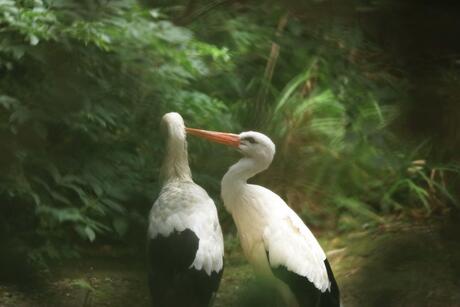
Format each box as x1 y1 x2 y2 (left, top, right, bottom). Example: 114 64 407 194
186 128 240 148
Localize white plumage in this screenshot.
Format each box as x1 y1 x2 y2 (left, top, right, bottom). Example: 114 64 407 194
186 128 340 307
148 181 224 274
148 112 223 275
147 113 224 307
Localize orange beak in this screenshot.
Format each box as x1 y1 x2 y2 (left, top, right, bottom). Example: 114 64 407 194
186 128 240 148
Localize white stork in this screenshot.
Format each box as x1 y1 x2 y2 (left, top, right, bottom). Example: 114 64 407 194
186 128 341 307
147 113 224 307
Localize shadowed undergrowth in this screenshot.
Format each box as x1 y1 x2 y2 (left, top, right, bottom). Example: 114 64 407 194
1 213 460 307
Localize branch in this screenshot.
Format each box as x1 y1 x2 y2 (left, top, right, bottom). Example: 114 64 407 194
254 11 290 127
174 0 231 25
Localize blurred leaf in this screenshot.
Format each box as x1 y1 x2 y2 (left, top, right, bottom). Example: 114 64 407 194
69 278 95 291
113 217 129 237
84 226 96 242
335 197 383 223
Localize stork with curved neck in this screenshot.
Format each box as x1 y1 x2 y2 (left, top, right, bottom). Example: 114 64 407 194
186 128 341 307
221 137 274 215
147 113 224 307
223 154 270 185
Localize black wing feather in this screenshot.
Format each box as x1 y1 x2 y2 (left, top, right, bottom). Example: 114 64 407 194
148 229 223 307
268 250 340 307
322 259 340 307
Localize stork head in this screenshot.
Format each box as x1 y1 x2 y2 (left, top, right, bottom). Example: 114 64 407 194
161 112 186 140
238 131 276 163
186 128 276 164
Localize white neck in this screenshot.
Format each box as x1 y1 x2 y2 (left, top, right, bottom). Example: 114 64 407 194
160 134 192 184
221 156 270 211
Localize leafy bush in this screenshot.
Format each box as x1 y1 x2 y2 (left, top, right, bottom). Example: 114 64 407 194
0 0 235 260
1 0 459 265
187 2 460 230
257 19 459 229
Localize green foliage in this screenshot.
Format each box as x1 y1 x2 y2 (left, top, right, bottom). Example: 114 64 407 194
186 1 459 230
1 0 459 264
261 19 459 229
0 0 236 261
69 278 95 291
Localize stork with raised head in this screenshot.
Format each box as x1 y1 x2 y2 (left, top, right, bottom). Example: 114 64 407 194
186 128 340 307
147 113 224 307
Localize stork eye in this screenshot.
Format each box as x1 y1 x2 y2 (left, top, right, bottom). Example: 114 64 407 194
243 137 257 144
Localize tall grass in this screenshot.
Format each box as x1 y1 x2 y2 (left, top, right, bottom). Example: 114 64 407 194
262 48 459 230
